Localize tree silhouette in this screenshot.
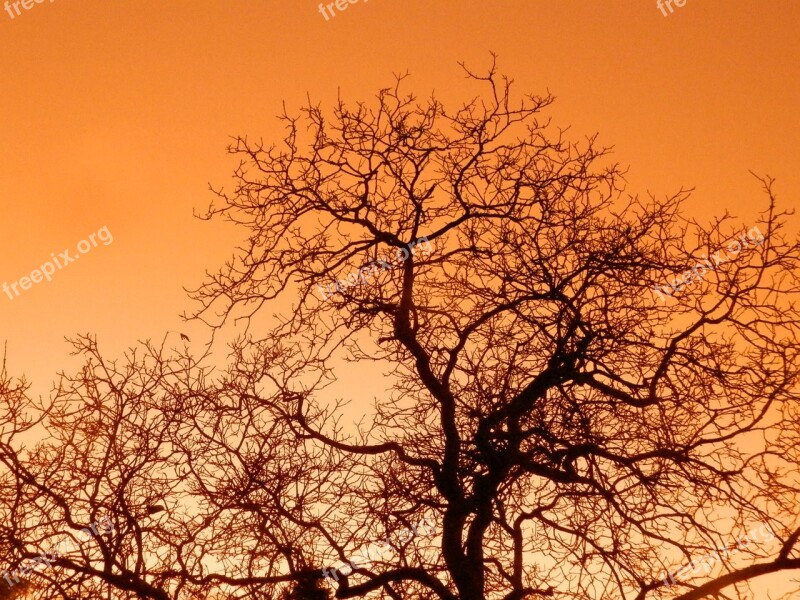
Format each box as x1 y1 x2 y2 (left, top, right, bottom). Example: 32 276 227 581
1 59 800 600
0 576 31 600
279 577 331 600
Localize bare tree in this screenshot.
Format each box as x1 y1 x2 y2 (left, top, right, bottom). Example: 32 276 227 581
186 58 800 599
1 59 799 600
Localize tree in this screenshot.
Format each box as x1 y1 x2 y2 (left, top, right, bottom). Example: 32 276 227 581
1 59 799 600
279 578 331 600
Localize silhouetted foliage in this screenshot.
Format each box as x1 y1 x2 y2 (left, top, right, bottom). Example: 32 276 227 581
279 577 330 600
0 578 31 600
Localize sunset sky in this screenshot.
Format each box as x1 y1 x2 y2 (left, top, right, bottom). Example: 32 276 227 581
1 1 799 597
2 0 797 391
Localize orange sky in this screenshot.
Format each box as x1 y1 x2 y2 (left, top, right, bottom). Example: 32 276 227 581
0 0 798 596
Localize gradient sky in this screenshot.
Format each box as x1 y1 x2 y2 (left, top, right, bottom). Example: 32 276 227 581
1 0 798 595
